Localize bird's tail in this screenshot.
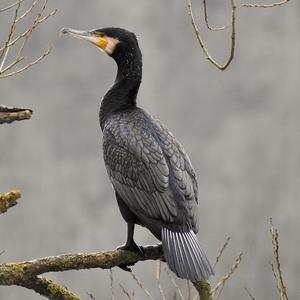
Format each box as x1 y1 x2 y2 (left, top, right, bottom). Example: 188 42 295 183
161 226 214 281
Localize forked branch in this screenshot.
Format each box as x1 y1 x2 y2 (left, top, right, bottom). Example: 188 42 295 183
187 0 236 71
0 0 56 79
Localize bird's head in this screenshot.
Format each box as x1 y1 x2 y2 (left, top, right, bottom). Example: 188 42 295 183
60 27 139 59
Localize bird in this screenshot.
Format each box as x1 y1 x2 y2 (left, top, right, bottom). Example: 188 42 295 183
61 27 214 281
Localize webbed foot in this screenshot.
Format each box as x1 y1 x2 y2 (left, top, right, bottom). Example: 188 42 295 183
117 241 144 255
117 241 144 272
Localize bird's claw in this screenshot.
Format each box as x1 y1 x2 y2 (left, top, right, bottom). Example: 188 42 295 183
119 264 133 272
117 242 144 255
117 242 144 272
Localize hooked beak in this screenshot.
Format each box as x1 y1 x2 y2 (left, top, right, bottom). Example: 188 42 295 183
60 27 108 51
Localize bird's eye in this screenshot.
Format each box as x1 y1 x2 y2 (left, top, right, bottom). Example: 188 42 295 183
95 31 104 37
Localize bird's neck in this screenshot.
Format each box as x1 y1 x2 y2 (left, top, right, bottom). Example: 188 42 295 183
99 51 142 130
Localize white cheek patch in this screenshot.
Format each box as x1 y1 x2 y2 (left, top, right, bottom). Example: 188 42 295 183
105 37 120 55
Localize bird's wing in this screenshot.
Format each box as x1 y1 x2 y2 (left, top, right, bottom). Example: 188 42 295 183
103 110 198 226
153 119 198 203
153 119 199 230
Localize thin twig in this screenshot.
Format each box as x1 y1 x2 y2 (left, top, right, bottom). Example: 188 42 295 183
156 261 166 300
119 284 133 300
0 0 56 78
0 8 57 53
270 219 288 300
244 287 256 300
130 272 155 300
187 280 192 300
192 291 199 300
0 47 51 78
243 0 289 8
0 0 21 70
0 0 25 13
16 0 39 23
270 261 282 296
213 237 230 270
211 253 243 300
187 0 236 70
109 269 115 300
164 267 185 300
203 0 226 31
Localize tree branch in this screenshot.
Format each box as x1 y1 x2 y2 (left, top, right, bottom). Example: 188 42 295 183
203 0 226 31
0 190 21 214
269 219 288 300
0 0 56 79
0 105 33 124
193 281 213 300
187 0 236 71
0 245 213 299
242 0 290 8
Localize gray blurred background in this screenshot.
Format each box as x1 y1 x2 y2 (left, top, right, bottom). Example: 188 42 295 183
1 0 299 299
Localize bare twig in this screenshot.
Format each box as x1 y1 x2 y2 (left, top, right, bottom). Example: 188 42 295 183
244 287 256 299
0 105 32 124
16 0 39 23
119 284 133 300
0 0 21 69
130 272 155 300
0 190 21 214
203 0 226 31
213 237 230 270
211 253 243 299
187 0 236 70
0 7 57 53
156 261 166 300
270 219 288 300
243 0 290 8
187 280 192 300
164 267 185 300
0 47 51 79
0 0 56 78
0 0 25 13
109 269 115 300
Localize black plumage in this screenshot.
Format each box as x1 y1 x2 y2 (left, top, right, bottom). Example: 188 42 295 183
62 27 213 281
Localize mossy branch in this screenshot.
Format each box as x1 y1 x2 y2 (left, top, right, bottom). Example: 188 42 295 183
0 245 212 299
193 281 213 300
0 105 32 124
0 190 21 214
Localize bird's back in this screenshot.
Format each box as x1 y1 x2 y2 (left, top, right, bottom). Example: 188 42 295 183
102 107 199 235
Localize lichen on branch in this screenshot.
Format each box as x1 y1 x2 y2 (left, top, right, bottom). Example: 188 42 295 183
0 190 21 213
0 245 214 300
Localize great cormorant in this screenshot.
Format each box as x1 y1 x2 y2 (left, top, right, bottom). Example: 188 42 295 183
61 27 213 281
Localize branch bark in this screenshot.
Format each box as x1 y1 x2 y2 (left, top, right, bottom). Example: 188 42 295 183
0 245 212 299
0 190 21 214
0 105 32 124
